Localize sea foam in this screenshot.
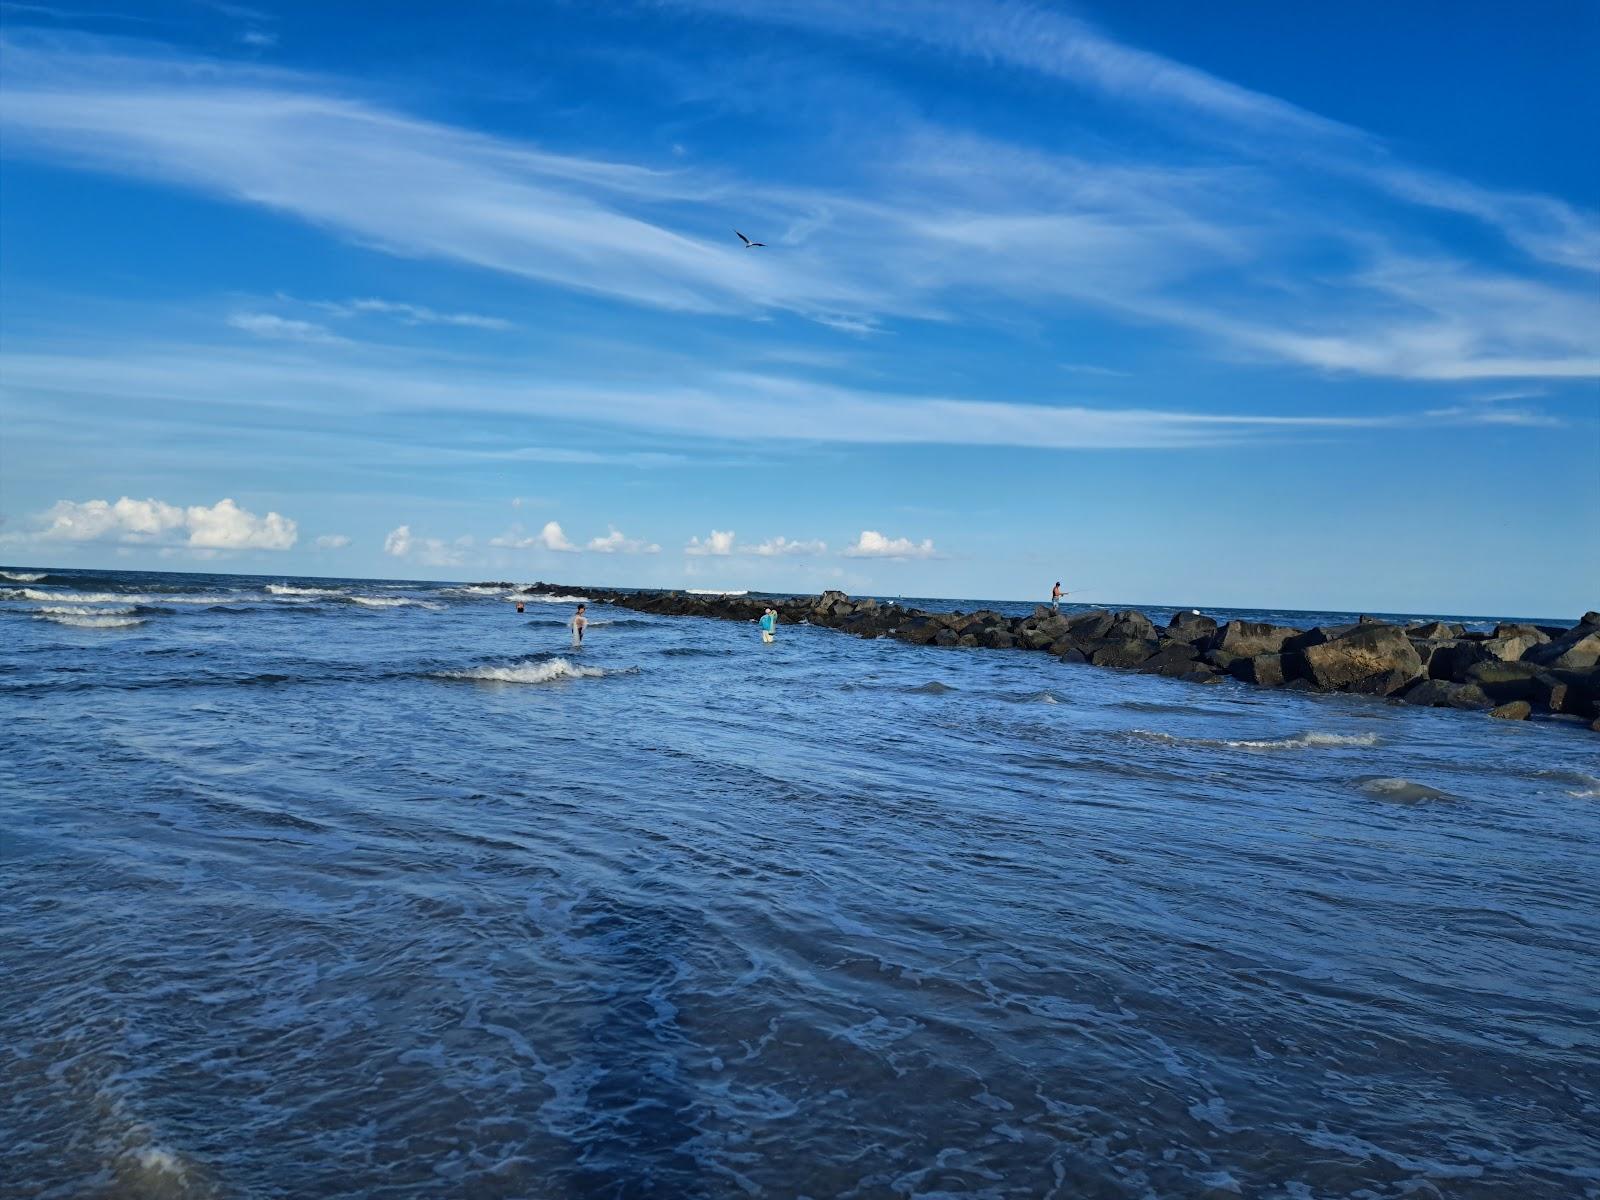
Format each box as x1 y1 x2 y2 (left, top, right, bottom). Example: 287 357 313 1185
436 658 611 684
350 596 443 609
267 584 345 597
1135 729 1380 751
35 613 145 629
0 570 44 582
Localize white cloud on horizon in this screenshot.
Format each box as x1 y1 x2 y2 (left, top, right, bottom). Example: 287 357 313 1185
587 526 660 554
489 520 578 552
747 536 827 556
384 523 472 566
843 529 936 559
684 529 736 556
16 495 297 550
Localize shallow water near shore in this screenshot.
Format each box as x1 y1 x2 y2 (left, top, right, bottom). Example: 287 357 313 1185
3 568 1597 1198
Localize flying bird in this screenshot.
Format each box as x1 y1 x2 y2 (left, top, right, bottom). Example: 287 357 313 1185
735 230 765 248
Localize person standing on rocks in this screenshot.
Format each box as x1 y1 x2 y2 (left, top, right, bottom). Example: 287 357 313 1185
1051 582 1063 612
569 603 588 649
759 607 777 644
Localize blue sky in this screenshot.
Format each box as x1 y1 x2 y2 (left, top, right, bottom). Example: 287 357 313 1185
1 0 1596 614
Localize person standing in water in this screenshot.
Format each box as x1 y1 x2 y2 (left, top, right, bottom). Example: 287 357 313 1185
569 603 588 648
759 607 777 644
1051 581 1063 612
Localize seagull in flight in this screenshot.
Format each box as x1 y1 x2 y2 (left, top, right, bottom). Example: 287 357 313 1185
735 230 765 248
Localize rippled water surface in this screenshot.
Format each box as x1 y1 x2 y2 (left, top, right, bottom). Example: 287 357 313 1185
3 568 1598 1199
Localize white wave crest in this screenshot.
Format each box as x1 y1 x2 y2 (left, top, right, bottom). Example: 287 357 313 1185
0 570 44 582
350 596 443 609
267 583 345 596
8 588 227 605
520 593 589 604
37 604 136 616
1135 729 1380 751
35 613 145 629
436 657 610 684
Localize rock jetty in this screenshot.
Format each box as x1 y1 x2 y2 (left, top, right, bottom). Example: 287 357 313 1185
515 583 1600 731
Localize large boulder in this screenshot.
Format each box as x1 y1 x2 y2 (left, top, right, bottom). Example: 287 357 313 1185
1480 632 1546 662
1407 621 1462 639
1428 639 1489 680
1167 611 1219 645
981 627 1017 650
1065 610 1114 641
1291 624 1423 692
1402 679 1494 710
1090 639 1160 669
1490 700 1532 721
1493 622 1549 643
1211 620 1299 658
1108 610 1157 641
1525 630 1600 672
1019 627 1058 651
1463 661 1545 704
1140 645 1201 677
1227 653 1287 687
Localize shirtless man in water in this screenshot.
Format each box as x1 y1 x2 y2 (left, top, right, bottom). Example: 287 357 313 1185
569 603 588 648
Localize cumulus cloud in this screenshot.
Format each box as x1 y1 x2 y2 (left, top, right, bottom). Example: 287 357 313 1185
384 524 471 566
843 530 936 559
685 529 736 556
488 520 578 552
30 495 296 550
587 526 660 554
314 533 351 549
746 536 827 556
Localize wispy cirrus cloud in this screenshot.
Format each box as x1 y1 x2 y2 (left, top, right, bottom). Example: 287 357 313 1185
2 32 1595 381
307 297 514 331
227 312 346 344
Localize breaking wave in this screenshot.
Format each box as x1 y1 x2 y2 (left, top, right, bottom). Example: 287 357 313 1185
267 584 345 597
349 596 443 609
433 658 614 684
37 605 137 616
35 613 145 629
0 570 44 582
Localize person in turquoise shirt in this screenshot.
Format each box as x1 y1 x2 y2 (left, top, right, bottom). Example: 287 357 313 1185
759 607 777 644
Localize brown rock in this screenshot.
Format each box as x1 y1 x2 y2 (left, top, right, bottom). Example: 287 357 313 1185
1489 700 1532 720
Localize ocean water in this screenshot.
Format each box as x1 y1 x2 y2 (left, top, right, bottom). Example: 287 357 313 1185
2 567 1597 1200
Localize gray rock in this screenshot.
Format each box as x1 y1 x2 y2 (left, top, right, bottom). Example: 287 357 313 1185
1057 647 1088 664
1167 611 1218 644
1292 624 1423 692
1090 639 1159 669
1065 610 1114 641
1212 620 1299 658
1406 621 1460 639
933 629 959 647
1402 680 1494 709
1109 610 1157 641
1464 661 1545 703
1428 639 1489 680
1525 630 1600 672
1480 633 1544 662
1490 700 1532 720
1140 645 1201 677
1180 668 1221 684
1228 653 1287 687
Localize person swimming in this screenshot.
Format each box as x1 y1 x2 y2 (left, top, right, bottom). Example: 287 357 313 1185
759 607 777 644
569 603 587 648
515 600 525 614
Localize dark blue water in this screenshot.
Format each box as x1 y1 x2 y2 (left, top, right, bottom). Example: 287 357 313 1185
3 567 1597 1199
